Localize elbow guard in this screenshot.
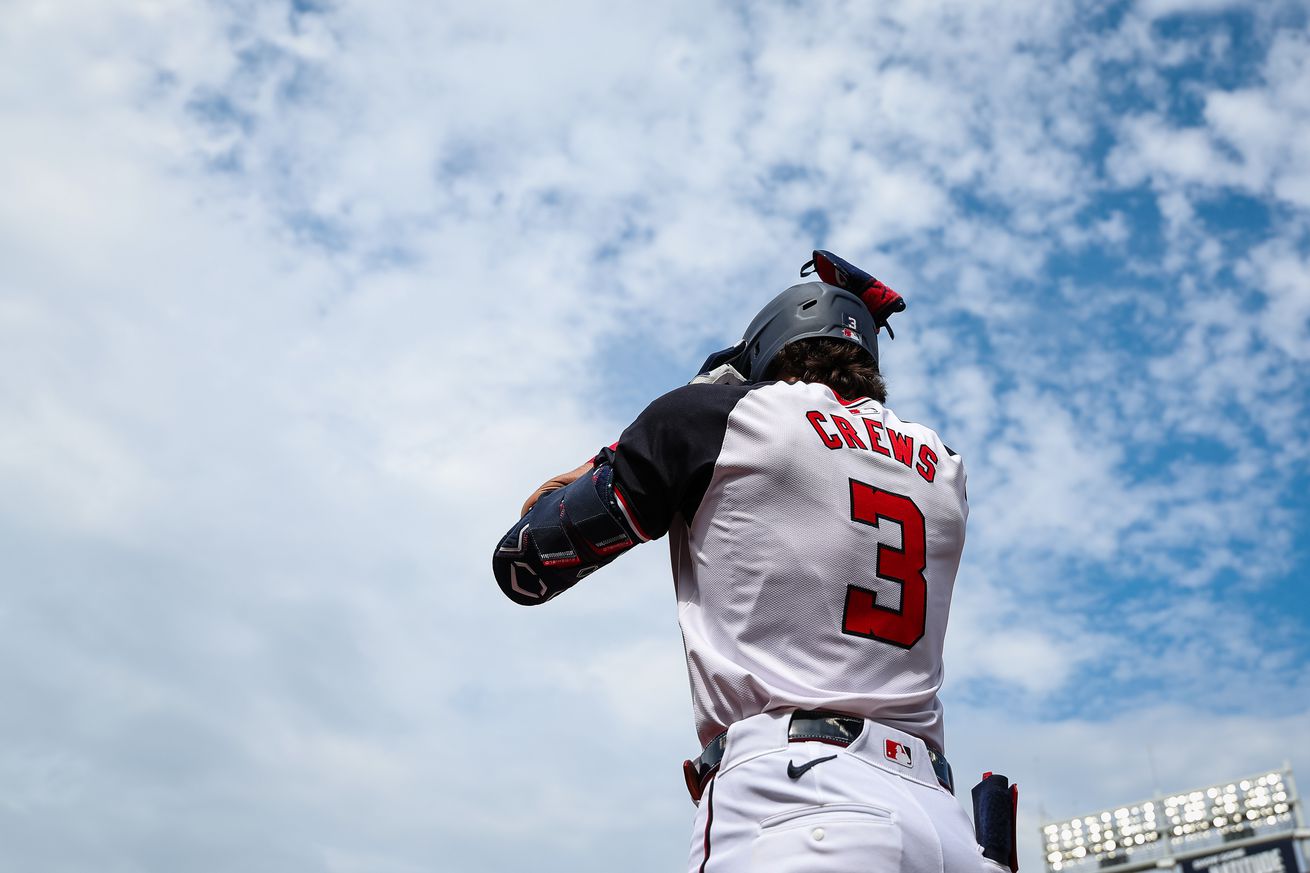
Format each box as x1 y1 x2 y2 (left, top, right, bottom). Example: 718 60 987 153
493 463 644 605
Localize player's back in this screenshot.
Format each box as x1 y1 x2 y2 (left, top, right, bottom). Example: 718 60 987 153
669 379 967 749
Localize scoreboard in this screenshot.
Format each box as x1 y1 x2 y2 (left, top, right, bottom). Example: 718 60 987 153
1182 838 1300 873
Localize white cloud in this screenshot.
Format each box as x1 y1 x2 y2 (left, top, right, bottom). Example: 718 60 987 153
546 630 690 732
945 579 1100 697
1109 117 1235 189
1106 29 1310 209
1238 236 1310 361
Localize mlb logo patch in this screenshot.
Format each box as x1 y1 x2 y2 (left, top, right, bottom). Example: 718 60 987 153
885 740 913 768
841 328 862 341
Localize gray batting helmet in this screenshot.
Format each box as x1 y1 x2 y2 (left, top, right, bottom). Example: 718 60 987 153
733 281 881 382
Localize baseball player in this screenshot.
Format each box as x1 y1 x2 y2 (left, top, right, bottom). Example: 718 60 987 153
493 253 1014 873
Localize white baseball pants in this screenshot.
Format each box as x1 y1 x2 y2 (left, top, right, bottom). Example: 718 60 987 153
685 710 1005 873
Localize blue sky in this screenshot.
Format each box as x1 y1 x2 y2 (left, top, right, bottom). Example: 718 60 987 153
1 1 1308 872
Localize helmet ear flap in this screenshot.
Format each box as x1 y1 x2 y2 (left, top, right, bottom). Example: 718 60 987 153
690 341 749 385
697 341 746 374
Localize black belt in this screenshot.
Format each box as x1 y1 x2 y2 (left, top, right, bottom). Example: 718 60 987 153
683 710 954 803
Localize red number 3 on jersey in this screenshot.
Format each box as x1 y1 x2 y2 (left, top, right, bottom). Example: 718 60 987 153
842 479 927 649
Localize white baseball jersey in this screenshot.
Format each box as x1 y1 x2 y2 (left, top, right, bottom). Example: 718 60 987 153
609 379 968 751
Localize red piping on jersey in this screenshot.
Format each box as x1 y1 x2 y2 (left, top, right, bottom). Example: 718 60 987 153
698 777 716 873
829 387 871 408
613 485 652 542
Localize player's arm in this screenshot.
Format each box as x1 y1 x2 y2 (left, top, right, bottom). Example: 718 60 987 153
492 383 750 605
493 458 646 605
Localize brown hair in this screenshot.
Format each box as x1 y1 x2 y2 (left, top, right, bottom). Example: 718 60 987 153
764 337 887 402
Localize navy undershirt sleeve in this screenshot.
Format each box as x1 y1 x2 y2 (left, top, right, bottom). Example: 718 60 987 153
606 382 762 539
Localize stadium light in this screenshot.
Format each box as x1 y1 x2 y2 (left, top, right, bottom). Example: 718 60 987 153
1160 772 1292 845
1042 769 1298 873
1043 800 1164 871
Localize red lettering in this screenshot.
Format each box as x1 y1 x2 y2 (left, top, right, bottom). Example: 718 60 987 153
832 415 868 450
916 445 938 483
886 428 915 467
863 419 892 457
806 411 842 450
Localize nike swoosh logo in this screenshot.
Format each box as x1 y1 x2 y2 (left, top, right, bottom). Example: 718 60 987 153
787 754 838 779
